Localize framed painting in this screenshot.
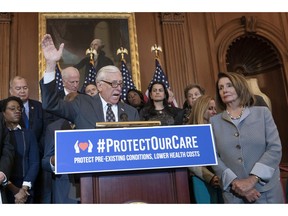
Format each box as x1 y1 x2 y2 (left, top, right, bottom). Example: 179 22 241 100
38 12 141 89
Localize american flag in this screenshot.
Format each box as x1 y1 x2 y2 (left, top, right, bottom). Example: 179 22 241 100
144 58 178 107
120 60 136 102
81 63 96 93
55 63 64 91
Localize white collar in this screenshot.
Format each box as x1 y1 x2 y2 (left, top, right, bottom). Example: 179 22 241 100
8 124 22 131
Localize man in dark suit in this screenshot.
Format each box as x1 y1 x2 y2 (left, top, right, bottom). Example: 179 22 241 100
9 76 44 153
39 67 80 203
0 114 14 203
42 118 79 203
59 67 81 97
43 66 81 127
42 92 80 203
40 34 139 129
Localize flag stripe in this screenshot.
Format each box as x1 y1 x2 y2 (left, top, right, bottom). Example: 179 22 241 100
55 64 64 91
120 60 136 102
81 62 97 93
144 58 178 107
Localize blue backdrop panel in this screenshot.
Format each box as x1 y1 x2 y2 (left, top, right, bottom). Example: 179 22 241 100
55 124 217 174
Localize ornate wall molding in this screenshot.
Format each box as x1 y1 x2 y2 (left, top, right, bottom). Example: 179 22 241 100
0 13 12 23
226 34 282 75
241 15 257 33
216 16 288 73
160 13 185 24
159 12 188 107
0 13 11 98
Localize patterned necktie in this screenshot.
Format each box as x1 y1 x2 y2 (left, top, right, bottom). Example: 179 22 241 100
106 104 115 122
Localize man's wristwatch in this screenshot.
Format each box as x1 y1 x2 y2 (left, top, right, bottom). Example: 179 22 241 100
251 174 260 183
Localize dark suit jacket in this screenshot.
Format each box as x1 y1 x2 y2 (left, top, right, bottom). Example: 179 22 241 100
42 118 78 203
43 89 83 128
254 94 268 107
6 128 40 203
0 98 44 154
26 99 44 142
40 79 140 129
174 108 187 125
0 114 14 203
43 89 65 130
1 98 44 203
9 128 40 185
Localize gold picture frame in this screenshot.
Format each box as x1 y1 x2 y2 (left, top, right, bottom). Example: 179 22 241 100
38 12 141 90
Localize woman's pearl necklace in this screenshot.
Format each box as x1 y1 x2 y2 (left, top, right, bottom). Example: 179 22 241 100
226 107 245 120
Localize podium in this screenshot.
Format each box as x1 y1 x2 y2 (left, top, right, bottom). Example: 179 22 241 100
79 121 191 203
80 168 190 203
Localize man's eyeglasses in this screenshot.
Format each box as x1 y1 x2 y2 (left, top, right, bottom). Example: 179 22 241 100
101 80 124 88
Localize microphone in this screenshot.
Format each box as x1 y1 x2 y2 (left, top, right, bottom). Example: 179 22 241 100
120 113 128 122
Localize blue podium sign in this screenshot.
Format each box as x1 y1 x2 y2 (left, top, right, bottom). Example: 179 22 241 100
55 124 217 174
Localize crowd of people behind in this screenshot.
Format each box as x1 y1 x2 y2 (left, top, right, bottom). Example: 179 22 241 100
0 33 285 204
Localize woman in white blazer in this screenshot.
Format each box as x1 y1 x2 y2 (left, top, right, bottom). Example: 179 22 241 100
210 72 284 203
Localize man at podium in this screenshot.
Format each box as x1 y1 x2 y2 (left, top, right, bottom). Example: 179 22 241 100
40 34 140 129
39 34 192 204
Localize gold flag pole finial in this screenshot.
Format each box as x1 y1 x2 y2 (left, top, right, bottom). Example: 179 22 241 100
151 44 162 59
86 48 97 66
117 47 129 63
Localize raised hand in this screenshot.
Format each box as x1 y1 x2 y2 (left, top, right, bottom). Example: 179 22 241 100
41 34 64 71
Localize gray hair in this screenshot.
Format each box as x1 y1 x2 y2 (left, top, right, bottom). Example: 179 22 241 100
61 67 80 80
90 39 104 49
10 76 28 88
96 65 121 82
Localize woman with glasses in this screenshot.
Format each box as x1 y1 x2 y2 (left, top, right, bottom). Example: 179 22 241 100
2 96 40 204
